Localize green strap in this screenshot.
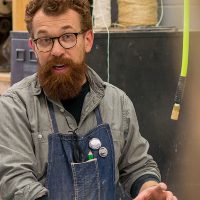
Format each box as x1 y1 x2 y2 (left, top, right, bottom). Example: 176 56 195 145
181 0 190 77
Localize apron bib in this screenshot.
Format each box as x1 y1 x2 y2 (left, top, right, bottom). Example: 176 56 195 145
46 100 132 200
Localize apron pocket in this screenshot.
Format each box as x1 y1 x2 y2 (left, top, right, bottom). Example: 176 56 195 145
71 158 100 200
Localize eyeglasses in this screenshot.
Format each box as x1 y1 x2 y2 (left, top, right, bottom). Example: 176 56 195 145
33 31 83 52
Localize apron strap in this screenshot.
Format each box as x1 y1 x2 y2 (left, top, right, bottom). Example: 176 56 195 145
47 98 103 132
94 106 103 126
46 99 59 133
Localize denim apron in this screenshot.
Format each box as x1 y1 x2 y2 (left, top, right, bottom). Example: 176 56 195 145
46 100 132 200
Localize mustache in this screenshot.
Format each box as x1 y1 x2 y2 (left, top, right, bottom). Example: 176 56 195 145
45 57 74 67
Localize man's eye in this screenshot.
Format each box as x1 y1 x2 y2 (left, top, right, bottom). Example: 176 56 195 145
61 34 74 41
38 38 52 45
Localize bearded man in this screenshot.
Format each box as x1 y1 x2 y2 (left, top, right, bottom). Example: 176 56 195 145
0 1 177 200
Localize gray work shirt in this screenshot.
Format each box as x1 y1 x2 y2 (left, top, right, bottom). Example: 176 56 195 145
0 67 160 200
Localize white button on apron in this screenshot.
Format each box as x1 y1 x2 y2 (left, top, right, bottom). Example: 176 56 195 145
99 147 108 157
89 138 102 150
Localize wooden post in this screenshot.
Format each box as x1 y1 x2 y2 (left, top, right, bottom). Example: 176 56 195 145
12 0 29 31
0 73 10 94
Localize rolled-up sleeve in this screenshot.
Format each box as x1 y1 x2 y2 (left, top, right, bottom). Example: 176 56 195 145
0 93 47 200
118 94 161 193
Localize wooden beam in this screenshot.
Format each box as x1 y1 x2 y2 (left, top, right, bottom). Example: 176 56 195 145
12 0 29 31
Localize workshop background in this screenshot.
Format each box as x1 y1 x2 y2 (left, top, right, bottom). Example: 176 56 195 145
0 0 200 200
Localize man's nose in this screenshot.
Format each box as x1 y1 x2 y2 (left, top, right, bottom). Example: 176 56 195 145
50 39 66 57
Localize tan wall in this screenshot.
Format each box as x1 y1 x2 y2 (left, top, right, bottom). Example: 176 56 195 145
0 73 10 94
12 0 29 31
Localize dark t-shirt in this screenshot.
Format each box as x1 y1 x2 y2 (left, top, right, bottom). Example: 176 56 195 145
61 81 90 124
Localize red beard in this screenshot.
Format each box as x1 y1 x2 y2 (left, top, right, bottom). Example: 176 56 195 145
37 57 87 101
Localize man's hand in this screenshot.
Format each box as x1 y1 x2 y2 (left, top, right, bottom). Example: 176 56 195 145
133 182 178 200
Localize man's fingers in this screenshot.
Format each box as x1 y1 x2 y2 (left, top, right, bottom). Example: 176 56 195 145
165 191 173 200
167 195 178 200
133 182 178 200
172 195 178 200
155 182 168 191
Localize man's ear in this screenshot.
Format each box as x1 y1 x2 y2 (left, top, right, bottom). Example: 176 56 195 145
28 38 35 50
84 30 94 53
28 38 38 59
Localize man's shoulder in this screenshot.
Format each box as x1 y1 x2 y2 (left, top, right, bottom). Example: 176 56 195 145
1 73 39 98
102 82 134 107
104 82 127 98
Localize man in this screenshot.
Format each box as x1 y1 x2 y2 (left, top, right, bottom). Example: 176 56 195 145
0 0 177 200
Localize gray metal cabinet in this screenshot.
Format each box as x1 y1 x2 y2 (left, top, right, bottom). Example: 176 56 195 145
11 32 37 84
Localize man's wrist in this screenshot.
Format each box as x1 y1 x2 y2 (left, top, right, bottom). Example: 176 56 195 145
130 174 160 198
139 180 159 193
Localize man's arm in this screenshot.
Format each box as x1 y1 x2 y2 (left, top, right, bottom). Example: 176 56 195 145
130 174 160 198
139 180 160 192
0 93 47 200
119 93 161 194
120 94 177 200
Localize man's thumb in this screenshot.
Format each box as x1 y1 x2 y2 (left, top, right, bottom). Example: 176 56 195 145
156 182 167 191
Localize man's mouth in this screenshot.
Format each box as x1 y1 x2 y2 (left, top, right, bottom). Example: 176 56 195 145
52 64 67 72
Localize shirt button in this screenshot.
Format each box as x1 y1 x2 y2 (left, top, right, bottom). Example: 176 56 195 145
85 107 89 112
38 134 43 139
60 108 65 113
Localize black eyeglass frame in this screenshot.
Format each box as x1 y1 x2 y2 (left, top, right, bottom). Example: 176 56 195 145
33 31 84 53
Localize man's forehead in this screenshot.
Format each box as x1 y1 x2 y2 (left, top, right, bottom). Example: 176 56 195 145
32 9 82 35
